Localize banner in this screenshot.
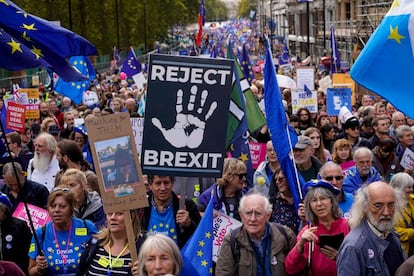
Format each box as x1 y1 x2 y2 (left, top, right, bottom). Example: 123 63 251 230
326 88 352 116
13 203 51 233
142 54 234 177
292 90 318 114
212 213 242 262
6 101 25 132
249 142 266 169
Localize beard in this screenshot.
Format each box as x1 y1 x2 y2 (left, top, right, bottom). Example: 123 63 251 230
367 211 394 233
33 152 51 173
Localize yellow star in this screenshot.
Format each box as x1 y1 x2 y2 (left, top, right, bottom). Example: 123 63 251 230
0 0 9 6
153 225 157 229
48 256 52 259
31 46 43 59
201 260 208 267
197 250 203 257
22 23 37 31
199 240 205 247
390 0 400 10
388 25 405 43
205 232 211 239
69 242 73 246
170 228 175 233
159 223 164 227
165 224 169 229
239 153 249 162
7 38 23 54
49 262 54 266
61 241 66 245
73 61 78 66
21 31 31 41
173 235 177 240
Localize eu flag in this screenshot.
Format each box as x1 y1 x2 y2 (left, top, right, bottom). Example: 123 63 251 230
264 39 305 208
350 1 414 118
54 56 96 104
180 196 213 276
121 47 141 77
241 43 255 84
0 0 97 81
330 24 340 73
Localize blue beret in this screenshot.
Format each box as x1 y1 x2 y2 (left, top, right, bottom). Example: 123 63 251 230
303 179 341 196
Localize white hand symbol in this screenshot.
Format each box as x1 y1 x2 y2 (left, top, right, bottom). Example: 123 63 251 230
152 85 217 149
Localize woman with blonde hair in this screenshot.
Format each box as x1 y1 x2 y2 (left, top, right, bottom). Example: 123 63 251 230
77 210 145 275
304 127 331 163
197 157 246 221
135 234 182 276
331 139 353 166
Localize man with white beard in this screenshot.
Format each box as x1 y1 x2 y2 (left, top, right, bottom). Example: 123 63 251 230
337 182 406 276
27 132 59 191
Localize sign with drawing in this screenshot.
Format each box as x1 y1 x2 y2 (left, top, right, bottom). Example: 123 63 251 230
142 54 234 177
85 113 148 213
326 88 352 116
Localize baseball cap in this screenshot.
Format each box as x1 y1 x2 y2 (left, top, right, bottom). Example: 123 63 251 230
294 136 313 150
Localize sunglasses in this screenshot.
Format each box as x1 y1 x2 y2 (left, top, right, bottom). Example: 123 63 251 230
349 126 360 131
324 175 344 181
51 187 71 193
233 173 247 180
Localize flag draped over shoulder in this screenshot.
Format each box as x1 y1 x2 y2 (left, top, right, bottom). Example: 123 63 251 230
54 56 96 104
121 47 141 77
350 1 414 118
0 0 97 81
180 196 213 276
264 39 304 208
196 0 205 47
330 24 340 74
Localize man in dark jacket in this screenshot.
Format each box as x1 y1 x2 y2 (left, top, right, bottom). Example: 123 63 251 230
139 175 201 248
1 162 49 212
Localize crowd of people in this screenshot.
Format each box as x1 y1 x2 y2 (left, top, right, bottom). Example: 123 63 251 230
1 18 414 276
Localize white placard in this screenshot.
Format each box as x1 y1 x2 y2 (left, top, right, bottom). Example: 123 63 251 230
132 72 146 90
130 117 144 155
213 213 242 262
296 68 315 91
291 89 318 114
401 148 414 170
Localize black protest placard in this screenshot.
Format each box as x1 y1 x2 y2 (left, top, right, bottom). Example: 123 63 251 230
142 54 234 177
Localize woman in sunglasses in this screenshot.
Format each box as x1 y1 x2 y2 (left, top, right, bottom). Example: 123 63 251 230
197 158 246 221
28 188 97 276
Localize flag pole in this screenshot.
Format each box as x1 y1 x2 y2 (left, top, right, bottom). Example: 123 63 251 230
285 124 303 200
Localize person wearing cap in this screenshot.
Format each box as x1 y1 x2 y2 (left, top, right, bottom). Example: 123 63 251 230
293 136 323 182
337 181 406 276
72 125 94 171
372 136 402 182
0 192 32 274
27 132 60 192
368 115 391 149
341 116 372 152
318 162 354 218
285 179 349 275
343 147 382 194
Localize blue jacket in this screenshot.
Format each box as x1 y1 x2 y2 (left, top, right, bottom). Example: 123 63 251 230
343 166 382 194
337 220 406 276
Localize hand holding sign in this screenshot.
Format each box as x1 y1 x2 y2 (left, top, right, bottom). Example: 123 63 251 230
152 85 217 149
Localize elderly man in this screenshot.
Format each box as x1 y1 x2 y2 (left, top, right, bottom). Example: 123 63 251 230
2 162 49 212
215 192 295 275
337 181 406 275
319 161 353 218
395 125 414 161
27 132 60 191
389 111 406 138
343 147 382 194
294 136 323 181
254 140 280 197
139 175 201 248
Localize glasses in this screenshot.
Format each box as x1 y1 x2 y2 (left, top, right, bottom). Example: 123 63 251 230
349 126 360 131
51 187 71 193
233 173 247 180
324 175 344 181
275 177 286 183
310 196 330 204
243 210 265 219
370 202 395 212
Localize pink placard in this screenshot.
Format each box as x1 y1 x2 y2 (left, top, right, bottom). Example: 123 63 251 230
12 202 51 233
249 142 266 169
340 160 355 173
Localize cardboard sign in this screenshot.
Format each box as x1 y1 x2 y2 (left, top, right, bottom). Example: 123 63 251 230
130 117 144 155
19 88 40 119
13 202 51 233
401 148 414 170
249 141 266 169
213 213 242 262
292 90 318 114
296 68 314 91
326 88 352 116
85 113 148 213
332 73 355 105
6 101 25 132
141 54 234 177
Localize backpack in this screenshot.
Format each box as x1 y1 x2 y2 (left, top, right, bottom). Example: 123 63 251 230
230 223 290 275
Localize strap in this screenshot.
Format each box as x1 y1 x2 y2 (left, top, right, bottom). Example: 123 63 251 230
274 223 289 254
230 227 241 276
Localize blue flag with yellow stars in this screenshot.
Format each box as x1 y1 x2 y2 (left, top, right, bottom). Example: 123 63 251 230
0 0 97 81
54 56 96 104
351 0 414 119
180 195 213 276
241 43 255 84
121 47 141 77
